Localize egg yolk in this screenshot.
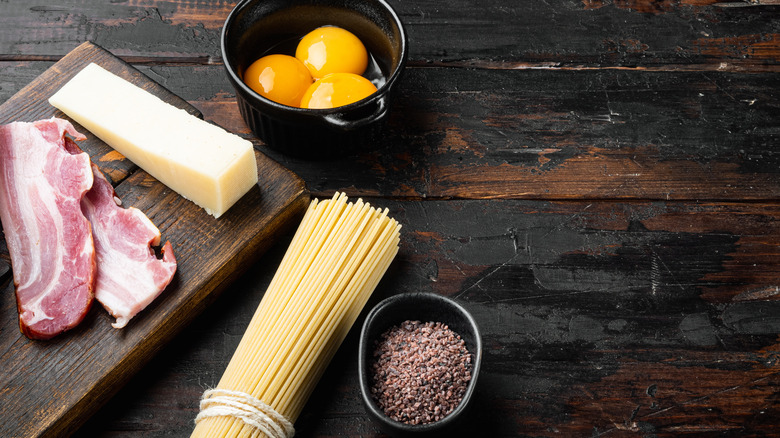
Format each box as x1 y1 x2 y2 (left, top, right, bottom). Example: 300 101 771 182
300 73 378 109
295 26 368 79
243 54 313 107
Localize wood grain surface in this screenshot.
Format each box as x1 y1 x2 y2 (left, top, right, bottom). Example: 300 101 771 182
0 42 308 438
0 0 778 437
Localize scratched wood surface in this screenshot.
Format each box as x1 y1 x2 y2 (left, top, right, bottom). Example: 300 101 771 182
0 0 778 437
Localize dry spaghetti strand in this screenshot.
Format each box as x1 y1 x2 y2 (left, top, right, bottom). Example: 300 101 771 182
192 193 400 438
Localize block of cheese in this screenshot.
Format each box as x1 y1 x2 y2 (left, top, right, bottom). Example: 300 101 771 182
49 63 258 219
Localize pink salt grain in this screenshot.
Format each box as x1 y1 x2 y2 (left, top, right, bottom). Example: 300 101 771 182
369 320 472 425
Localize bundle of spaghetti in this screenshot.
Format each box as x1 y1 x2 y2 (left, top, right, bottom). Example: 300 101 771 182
192 192 401 438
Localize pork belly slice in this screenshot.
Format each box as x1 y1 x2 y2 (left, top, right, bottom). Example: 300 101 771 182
81 163 177 328
0 118 95 340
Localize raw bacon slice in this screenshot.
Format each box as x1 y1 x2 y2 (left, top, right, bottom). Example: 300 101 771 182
0 118 95 340
81 163 177 328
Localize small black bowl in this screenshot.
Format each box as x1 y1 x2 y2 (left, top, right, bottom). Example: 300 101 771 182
221 0 408 158
358 293 482 437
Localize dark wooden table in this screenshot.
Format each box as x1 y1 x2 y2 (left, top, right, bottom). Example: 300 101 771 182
1 1 779 436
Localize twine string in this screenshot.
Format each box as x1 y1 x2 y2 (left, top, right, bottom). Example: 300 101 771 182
195 388 295 438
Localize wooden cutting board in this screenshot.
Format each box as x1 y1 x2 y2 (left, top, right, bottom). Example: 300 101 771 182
0 42 309 438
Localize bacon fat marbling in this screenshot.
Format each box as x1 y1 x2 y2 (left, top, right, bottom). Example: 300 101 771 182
0 118 95 340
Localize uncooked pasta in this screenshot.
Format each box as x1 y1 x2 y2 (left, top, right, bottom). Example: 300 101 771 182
191 192 401 438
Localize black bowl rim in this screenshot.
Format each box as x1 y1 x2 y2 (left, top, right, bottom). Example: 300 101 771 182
358 292 483 434
221 0 408 116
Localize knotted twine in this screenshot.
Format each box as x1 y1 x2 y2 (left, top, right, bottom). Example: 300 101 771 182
195 388 295 438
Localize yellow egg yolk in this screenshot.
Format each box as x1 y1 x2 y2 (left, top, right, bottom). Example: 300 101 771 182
295 26 368 79
243 54 313 107
300 73 378 109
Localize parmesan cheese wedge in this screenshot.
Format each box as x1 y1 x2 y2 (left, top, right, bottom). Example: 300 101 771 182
49 63 258 219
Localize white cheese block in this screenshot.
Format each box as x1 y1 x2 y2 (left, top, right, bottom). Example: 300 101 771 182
49 63 258 219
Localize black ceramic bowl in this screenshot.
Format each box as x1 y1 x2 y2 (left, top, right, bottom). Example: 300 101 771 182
221 0 408 158
358 293 483 437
